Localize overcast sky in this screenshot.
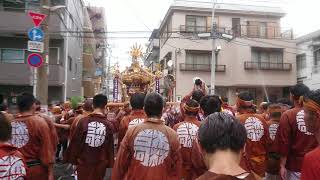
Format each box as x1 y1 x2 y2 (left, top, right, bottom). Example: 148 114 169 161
87 0 320 70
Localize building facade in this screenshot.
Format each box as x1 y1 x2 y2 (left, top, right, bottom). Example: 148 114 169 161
0 0 84 105
87 7 108 96
296 30 320 89
158 2 297 104
145 29 160 72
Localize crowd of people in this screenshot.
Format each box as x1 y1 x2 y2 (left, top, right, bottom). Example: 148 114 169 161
0 82 320 180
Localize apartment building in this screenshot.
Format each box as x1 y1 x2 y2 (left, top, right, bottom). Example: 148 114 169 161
0 0 84 105
296 30 320 89
145 29 160 72
158 2 297 104
87 6 108 97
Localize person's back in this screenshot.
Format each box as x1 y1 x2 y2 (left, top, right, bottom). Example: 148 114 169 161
65 94 116 180
236 92 270 178
112 93 182 180
173 99 201 180
10 93 54 180
0 112 26 179
276 107 317 172
275 84 317 179
118 93 146 143
300 89 320 180
265 104 283 179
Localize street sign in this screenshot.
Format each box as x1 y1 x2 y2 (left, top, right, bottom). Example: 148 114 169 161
27 53 43 68
28 27 44 42
28 41 44 53
28 11 47 27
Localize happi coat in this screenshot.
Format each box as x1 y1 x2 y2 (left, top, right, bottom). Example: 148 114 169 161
112 118 182 180
10 114 56 180
173 116 201 180
275 107 317 172
65 113 117 180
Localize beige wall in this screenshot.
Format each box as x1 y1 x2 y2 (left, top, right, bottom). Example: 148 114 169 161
172 10 280 31
160 10 296 100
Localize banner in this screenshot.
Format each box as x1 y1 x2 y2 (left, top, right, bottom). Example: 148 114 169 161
156 78 160 94
113 78 119 102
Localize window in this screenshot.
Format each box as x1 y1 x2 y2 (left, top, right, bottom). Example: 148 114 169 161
186 16 207 32
296 54 306 71
49 47 60 65
247 21 268 38
0 49 25 63
251 48 283 63
314 46 320 66
75 63 78 74
68 56 72 71
186 51 211 65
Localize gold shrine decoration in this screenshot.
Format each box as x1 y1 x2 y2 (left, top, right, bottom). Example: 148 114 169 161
130 43 143 60
112 43 163 102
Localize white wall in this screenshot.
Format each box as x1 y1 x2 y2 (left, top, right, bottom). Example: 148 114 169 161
297 40 320 89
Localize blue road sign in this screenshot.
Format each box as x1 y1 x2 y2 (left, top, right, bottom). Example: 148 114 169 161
28 27 44 42
27 53 43 68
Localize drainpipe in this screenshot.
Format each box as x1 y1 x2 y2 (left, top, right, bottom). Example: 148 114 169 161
63 9 69 101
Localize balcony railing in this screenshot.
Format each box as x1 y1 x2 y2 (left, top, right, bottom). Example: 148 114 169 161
180 63 226 72
233 25 293 40
244 62 292 71
179 25 293 40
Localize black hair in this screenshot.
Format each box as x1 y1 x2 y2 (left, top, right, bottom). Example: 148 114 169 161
221 96 228 103
185 99 200 116
92 94 108 109
0 94 3 104
305 89 320 106
0 103 8 111
195 79 202 86
0 112 12 142
237 91 255 112
289 83 310 98
238 91 253 101
35 99 41 111
276 98 293 107
198 112 246 153
192 90 205 103
268 104 282 119
83 99 94 112
261 103 270 111
35 99 41 105
130 93 146 110
200 95 222 116
17 93 36 112
144 93 164 118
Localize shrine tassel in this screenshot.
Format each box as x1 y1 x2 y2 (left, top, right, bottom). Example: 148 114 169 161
156 78 160 94
113 77 119 102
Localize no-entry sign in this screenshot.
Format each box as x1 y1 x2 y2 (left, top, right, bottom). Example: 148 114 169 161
28 11 47 27
27 53 43 68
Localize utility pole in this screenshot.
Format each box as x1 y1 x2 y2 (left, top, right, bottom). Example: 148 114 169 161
210 0 217 95
37 0 50 107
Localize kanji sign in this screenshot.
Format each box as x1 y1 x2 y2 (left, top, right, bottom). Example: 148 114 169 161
28 27 44 42
28 41 44 53
28 11 47 27
27 53 43 68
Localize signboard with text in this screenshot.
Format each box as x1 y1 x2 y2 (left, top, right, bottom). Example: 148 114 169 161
28 41 44 53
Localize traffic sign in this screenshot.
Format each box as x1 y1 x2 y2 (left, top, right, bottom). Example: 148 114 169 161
28 27 44 42
27 53 43 68
28 11 47 27
28 41 44 53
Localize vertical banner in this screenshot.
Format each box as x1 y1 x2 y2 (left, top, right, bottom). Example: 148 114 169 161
156 78 160 94
113 77 119 102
